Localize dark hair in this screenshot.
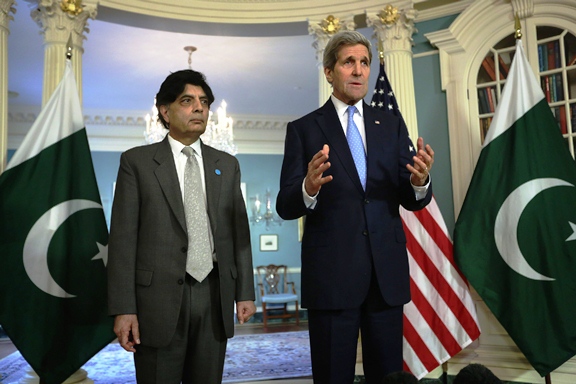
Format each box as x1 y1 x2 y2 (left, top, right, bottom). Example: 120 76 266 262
155 69 215 129
453 364 502 384
381 371 418 384
323 30 372 71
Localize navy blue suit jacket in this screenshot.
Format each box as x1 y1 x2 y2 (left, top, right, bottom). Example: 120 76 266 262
276 99 432 310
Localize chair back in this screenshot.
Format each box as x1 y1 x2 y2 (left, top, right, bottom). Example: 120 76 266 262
256 264 290 295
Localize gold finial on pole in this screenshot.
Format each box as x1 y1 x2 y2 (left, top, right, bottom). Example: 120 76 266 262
514 13 522 40
66 33 73 60
378 39 385 64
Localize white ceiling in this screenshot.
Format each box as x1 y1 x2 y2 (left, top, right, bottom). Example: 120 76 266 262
7 1 462 118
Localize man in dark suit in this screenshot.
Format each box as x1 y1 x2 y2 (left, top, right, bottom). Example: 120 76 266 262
276 31 434 384
107 69 256 384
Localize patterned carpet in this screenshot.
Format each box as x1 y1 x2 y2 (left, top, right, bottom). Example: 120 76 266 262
0 331 312 383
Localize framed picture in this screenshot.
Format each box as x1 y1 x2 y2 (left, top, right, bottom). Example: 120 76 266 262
260 234 278 252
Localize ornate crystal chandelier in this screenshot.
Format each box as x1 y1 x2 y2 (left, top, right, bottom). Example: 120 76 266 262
144 46 237 155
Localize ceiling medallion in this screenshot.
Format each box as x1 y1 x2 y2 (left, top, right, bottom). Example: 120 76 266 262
60 0 83 16
321 15 341 34
379 5 399 25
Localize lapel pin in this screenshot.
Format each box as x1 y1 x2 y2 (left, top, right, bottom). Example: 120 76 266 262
375 120 380 124
215 169 221 175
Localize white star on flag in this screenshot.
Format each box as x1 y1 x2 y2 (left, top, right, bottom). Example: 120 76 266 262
92 242 109 266
565 222 576 242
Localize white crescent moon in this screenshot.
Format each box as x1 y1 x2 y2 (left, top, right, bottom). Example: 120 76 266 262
23 199 103 298
495 178 573 281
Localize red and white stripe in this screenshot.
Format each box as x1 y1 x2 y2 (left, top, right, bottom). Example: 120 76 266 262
400 197 481 379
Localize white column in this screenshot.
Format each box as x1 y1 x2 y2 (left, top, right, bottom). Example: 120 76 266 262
367 5 419 140
0 0 15 173
308 15 356 107
26 0 97 107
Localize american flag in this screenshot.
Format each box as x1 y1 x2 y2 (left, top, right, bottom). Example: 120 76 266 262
371 60 481 379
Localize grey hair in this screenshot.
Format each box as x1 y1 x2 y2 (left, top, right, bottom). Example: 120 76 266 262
322 30 372 70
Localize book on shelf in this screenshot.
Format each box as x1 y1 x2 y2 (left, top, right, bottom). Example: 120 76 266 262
478 89 489 115
539 44 548 71
553 105 567 135
554 74 564 102
550 74 557 102
486 87 496 113
570 104 576 133
547 41 560 70
539 40 567 71
479 117 493 144
498 55 509 77
481 56 505 81
540 75 564 103
542 76 551 103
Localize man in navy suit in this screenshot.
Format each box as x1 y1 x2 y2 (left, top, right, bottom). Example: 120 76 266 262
108 70 256 383
276 31 434 383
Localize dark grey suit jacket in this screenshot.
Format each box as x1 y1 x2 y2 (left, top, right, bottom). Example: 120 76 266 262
107 136 254 347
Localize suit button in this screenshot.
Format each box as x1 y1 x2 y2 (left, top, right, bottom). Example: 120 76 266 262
364 199 370 204
181 247 187 253
362 230 368 236
178 279 184 285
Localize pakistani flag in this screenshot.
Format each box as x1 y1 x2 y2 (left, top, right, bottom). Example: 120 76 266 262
0 61 114 383
454 39 576 376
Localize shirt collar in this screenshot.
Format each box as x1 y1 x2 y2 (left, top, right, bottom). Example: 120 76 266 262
330 95 364 119
167 134 203 158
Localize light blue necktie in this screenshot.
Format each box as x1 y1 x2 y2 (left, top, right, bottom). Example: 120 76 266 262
346 105 366 190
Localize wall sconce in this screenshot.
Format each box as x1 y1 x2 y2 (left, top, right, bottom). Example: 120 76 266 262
249 188 282 231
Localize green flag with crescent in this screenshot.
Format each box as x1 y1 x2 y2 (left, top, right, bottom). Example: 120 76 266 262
0 61 114 383
454 39 576 377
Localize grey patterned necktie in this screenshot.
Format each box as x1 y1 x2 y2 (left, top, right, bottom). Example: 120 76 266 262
182 146 213 282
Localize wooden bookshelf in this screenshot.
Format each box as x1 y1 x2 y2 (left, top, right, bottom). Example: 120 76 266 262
476 44 514 144
537 26 576 146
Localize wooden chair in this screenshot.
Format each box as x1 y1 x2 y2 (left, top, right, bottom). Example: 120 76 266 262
256 264 299 328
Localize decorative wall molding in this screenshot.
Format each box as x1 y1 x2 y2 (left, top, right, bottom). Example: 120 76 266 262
7 105 292 154
95 0 470 37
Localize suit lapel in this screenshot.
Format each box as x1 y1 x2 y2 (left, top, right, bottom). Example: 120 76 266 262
317 100 364 194
153 137 187 233
201 143 221 234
